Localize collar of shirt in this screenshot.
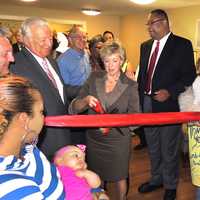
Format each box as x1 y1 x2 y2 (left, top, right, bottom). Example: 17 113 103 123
151 32 171 57
25 47 46 66
0 145 34 170
69 48 85 57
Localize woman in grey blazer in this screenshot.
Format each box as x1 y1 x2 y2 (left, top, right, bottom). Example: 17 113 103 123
69 42 140 200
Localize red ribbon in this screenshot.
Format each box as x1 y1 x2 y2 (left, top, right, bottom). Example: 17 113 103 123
91 100 105 114
90 100 110 135
45 112 200 127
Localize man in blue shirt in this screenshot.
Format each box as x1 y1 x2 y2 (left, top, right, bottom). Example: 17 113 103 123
57 25 91 86
57 25 91 145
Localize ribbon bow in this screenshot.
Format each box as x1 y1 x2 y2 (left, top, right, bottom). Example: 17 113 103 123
76 144 86 152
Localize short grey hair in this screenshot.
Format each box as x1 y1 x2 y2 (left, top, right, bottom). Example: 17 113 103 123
21 17 49 37
100 41 125 63
68 24 84 38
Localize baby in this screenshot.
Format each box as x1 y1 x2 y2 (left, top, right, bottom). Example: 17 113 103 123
54 145 109 200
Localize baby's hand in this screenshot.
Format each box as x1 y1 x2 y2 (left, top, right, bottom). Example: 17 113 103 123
75 169 86 178
76 169 101 188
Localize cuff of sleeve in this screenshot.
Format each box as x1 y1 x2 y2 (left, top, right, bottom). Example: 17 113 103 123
91 187 104 193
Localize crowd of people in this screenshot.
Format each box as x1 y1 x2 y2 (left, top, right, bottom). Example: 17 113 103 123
0 8 198 200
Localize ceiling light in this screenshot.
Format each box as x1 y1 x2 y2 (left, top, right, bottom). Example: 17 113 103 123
20 0 37 2
130 0 156 5
81 8 101 16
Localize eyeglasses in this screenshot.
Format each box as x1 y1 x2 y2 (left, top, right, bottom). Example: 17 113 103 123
146 18 165 26
71 34 87 40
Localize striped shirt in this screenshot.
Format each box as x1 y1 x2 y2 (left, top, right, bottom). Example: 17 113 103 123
0 145 65 200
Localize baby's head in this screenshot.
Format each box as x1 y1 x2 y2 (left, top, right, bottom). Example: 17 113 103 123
54 145 87 170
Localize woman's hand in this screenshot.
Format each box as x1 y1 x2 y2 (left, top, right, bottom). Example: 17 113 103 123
84 95 99 108
125 70 135 81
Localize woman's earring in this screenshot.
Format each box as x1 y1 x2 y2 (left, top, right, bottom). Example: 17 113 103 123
0 117 8 134
21 132 27 142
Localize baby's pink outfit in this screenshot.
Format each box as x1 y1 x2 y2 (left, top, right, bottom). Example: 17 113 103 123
57 166 93 200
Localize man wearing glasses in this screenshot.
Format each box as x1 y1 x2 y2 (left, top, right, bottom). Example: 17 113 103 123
57 25 91 87
137 9 196 200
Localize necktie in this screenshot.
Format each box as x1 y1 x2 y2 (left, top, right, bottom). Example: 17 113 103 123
145 41 160 93
42 59 58 89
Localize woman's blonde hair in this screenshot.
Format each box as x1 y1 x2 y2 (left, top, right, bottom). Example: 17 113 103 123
99 41 125 63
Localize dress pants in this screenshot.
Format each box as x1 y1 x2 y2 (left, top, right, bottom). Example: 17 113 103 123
143 95 182 189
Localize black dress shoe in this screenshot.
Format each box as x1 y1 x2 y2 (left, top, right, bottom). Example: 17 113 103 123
138 182 163 193
164 189 176 200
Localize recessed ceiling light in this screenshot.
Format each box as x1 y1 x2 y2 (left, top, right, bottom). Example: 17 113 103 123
20 0 37 2
81 8 101 16
130 0 156 5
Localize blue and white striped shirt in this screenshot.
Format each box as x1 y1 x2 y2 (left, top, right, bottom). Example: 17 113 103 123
0 145 65 200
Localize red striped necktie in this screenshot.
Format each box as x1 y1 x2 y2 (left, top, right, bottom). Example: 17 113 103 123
42 59 58 89
145 41 160 93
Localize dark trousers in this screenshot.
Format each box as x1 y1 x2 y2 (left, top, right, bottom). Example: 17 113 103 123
143 95 182 189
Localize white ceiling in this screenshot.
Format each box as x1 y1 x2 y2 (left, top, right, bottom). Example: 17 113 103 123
2 0 200 16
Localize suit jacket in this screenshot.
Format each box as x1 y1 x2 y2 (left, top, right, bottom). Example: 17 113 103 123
71 71 140 133
12 43 21 54
137 33 196 112
10 47 72 159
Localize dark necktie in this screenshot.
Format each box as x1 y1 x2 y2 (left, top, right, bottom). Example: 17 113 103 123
145 41 160 93
42 59 58 89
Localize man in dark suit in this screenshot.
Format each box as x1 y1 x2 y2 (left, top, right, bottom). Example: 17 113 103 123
10 17 79 160
12 29 23 54
137 9 196 200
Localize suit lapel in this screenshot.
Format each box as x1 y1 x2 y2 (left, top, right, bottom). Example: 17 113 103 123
47 57 68 103
21 48 64 103
96 73 128 112
144 40 154 73
96 75 106 109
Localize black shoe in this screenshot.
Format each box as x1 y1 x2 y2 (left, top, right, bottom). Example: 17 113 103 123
138 182 163 193
164 189 176 200
134 143 147 150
